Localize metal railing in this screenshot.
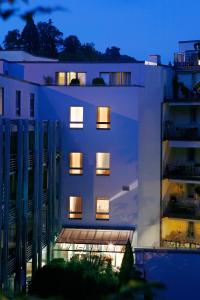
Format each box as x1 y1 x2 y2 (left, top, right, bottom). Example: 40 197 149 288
163 124 200 141
165 164 200 179
163 197 200 219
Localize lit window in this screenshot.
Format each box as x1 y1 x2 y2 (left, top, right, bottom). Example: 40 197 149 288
69 152 83 175
67 72 86 85
96 153 110 175
69 107 83 128
97 107 110 129
0 87 4 116
57 72 66 85
69 196 82 219
100 72 131 86
96 197 109 220
16 90 21 116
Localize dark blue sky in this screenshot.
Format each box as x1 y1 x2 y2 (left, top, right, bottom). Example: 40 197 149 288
0 0 200 63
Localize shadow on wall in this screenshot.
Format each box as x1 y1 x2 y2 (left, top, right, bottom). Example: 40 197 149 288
135 249 200 300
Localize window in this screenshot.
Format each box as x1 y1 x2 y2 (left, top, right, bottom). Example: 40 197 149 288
69 107 83 128
67 72 86 85
69 196 82 219
56 72 66 85
16 90 21 116
69 152 83 175
96 153 110 175
97 106 110 129
96 197 109 220
30 93 35 117
0 87 4 116
100 72 131 86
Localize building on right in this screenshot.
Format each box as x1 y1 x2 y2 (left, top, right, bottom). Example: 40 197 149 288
161 40 200 249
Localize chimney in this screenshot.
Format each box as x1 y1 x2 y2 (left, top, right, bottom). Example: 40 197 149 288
148 54 161 65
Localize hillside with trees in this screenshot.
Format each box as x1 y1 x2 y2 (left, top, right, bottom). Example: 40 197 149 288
2 17 137 62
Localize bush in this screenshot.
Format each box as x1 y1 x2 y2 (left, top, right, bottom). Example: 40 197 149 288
92 77 105 85
70 78 80 86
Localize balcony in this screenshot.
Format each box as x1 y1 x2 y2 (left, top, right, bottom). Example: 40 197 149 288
164 123 200 141
163 197 200 220
164 163 200 181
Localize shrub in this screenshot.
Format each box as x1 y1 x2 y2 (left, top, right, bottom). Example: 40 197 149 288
43 75 53 85
92 77 105 85
70 78 80 85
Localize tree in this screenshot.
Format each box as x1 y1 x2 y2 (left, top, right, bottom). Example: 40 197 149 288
3 29 21 50
21 17 40 55
105 46 121 60
119 240 142 285
37 19 63 58
59 35 82 60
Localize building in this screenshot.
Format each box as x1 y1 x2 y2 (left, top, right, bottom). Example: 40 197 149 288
161 40 200 248
0 59 61 293
0 49 175 290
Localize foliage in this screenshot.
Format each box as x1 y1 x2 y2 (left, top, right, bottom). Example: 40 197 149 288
21 17 40 54
193 81 200 93
43 75 54 85
92 77 105 85
30 255 118 300
0 0 63 21
119 240 142 285
3 29 21 50
70 78 80 86
179 82 190 98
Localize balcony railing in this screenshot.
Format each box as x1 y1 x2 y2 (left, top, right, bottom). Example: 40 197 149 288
163 197 200 219
164 164 200 180
164 124 200 141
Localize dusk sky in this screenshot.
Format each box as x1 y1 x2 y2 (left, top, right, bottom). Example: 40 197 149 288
0 0 200 63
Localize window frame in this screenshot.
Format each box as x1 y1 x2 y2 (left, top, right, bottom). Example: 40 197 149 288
69 152 83 175
69 106 84 129
96 106 111 129
16 90 21 116
69 196 83 219
96 152 110 175
56 72 66 85
96 197 109 220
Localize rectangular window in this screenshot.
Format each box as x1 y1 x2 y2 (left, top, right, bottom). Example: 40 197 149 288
67 72 86 85
69 196 82 219
0 87 4 116
100 72 131 86
96 153 110 175
97 106 110 129
56 72 66 85
69 152 83 175
70 107 83 128
30 93 35 117
16 90 21 116
96 197 109 220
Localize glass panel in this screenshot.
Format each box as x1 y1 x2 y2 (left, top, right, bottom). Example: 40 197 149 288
96 153 110 175
70 107 83 128
110 72 121 85
100 73 110 85
69 196 82 219
97 107 110 129
67 72 77 85
122 72 131 85
69 152 83 175
96 198 109 213
57 72 66 85
78 73 86 85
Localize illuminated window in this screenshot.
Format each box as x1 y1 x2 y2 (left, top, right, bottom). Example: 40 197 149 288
0 87 4 116
96 197 109 220
69 107 83 128
100 72 131 86
69 196 82 219
57 72 66 85
69 152 83 175
97 106 110 129
96 153 110 175
67 72 86 85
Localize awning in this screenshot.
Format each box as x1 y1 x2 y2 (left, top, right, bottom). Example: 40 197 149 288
56 228 134 246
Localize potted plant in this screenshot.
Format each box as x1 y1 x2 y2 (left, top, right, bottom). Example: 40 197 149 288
92 77 105 86
43 75 53 85
70 78 80 86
